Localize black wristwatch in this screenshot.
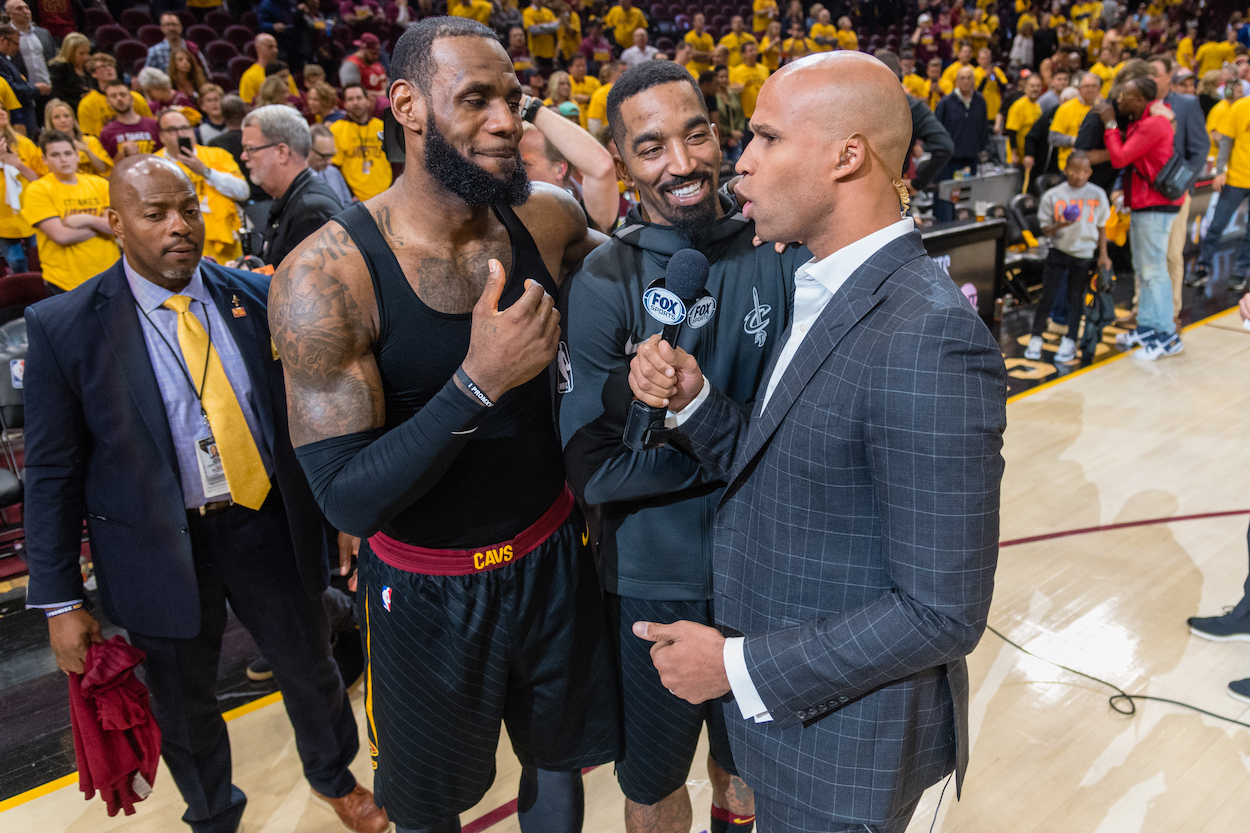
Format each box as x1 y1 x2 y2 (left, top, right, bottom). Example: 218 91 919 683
521 95 543 123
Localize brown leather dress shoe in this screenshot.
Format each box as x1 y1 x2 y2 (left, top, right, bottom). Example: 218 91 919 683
312 783 391 833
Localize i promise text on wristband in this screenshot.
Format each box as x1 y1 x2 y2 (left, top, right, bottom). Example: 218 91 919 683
456 367 495 408
45 602 84 618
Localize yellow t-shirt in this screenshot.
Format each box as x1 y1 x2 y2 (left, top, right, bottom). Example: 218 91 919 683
522 5 558 59
719 31 758 66
604 5 648 48
1085 28 1104 62
685 30 715 75
1224 97 1250 188
751 0 776 33
21 173 119 291
729 62 769 117
1195 41 1236 78
808 22 837 52
330 117 391 201
0 77 18 113
939 60 973 95
0 133 42 239
966 23 990 52
77 90 152 139
1208 99 1232 139
239 63 298 105
975 66 1007 120
835 28 858 50
449 0 492 24
1176 36 1195 70
76 135 112 177
1005 96 1042 163
163 145 244 255
758 35 781 72
586 82 612 128
902 72 928 101
558 12 581 60
782 36 820 62
1090 61 1117 97
1050 97 1091 170
569 75 600 128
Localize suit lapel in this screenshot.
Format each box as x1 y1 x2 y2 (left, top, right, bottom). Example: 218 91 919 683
204 266 276 453
94 264 180 480
731 232 929 482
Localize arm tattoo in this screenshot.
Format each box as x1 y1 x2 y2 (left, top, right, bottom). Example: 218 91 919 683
269 227 384 445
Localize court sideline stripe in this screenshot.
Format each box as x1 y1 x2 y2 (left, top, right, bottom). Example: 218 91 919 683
2 307 1241 818
1004 305 1240 407
0 692 285 813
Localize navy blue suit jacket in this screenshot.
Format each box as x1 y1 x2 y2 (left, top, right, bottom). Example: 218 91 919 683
23 260 330 639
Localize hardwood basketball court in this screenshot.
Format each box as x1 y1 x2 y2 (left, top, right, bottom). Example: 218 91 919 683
4 308 1250 832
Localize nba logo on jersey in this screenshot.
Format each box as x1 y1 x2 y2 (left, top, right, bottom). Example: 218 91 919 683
381 586 393 612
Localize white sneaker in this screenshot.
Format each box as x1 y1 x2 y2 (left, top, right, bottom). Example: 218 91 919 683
1136 332 1183 361
1115 327 1154 350
1024 335 1043 361
1055 337 1077 363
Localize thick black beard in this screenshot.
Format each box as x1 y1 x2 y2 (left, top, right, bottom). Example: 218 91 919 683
654 173 719 247
424 113 531 207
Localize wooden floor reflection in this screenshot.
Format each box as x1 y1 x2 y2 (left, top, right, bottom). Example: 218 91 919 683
5 309 1250 832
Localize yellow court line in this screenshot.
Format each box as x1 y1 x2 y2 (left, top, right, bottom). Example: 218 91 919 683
0 774 76 813
0 691 286 814
1006 304 1242 406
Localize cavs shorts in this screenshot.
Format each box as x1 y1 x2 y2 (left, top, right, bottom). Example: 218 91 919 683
606 593 739 806
359 489 621 827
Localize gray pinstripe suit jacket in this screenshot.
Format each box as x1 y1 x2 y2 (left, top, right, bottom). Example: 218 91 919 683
678 230 1007 825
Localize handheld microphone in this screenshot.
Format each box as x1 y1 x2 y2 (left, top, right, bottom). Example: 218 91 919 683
623 248 711 452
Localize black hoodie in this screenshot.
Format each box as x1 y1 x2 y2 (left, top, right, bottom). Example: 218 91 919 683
557 196 806 600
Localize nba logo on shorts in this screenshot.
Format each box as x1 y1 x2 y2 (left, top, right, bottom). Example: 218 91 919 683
381 586 393 612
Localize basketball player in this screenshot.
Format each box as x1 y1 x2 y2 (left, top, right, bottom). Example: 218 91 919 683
268 17 618 833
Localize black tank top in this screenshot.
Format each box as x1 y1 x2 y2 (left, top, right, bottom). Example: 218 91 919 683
335 202 566 548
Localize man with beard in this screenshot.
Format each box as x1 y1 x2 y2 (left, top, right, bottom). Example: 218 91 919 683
268 16 618 833
557 60 806 833
329 83 391 201
627 51 1005 833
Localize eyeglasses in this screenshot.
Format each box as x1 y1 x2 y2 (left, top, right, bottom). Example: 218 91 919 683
241 142 280 155
160 125 195 134
309 148 334 159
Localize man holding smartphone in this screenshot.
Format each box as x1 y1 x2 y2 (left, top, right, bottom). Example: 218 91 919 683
156 109 251 265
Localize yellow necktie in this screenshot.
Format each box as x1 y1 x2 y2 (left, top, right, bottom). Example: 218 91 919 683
163 295 269 510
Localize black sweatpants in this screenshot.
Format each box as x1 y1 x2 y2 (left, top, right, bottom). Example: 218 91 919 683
1032 248 1095 338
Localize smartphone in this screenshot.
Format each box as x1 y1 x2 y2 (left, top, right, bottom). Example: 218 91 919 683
178 136 193 156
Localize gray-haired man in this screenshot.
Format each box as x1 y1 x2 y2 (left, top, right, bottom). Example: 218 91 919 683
241 104 344 267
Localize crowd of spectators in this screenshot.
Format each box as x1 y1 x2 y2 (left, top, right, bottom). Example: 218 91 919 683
0 0 1248 363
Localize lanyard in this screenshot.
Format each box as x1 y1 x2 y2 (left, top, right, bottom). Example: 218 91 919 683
139 297 215 421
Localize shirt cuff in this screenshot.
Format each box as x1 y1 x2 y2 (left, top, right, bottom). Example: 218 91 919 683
27 600 83 609
663 376 710 429
724 636 773 723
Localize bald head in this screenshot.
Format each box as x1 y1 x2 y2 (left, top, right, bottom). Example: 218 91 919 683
109 156 205 289
771 52 911 173
736 52 911 257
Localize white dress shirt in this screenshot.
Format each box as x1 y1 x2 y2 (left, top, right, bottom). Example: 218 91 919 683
669 217 917 722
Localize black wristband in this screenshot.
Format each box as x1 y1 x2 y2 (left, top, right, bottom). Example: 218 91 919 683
521 96 543 123
455 367 495 408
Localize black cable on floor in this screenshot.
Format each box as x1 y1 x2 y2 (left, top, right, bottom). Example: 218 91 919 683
987 625 1250 729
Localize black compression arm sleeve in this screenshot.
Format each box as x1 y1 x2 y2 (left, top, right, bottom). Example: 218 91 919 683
294 376 488 538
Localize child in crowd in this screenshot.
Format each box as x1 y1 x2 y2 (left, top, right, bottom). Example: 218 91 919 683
1026 152 1112 364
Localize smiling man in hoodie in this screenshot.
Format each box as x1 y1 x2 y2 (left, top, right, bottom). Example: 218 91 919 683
556 59 806 833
